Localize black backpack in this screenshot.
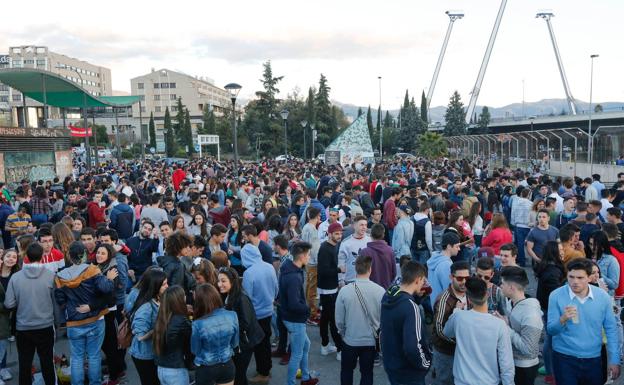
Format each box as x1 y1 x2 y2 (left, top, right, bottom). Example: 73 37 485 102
411 216 430 252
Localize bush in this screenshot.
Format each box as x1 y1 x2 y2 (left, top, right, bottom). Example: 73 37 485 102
121 149 133 159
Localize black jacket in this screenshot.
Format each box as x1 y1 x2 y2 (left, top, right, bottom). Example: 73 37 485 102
278 259 310 323
226 291 265 351
157 255 196 303
154 314 192 368
317 241 340 290
536 263 565 312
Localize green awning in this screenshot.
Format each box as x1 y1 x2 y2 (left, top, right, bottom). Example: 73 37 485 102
0 68 141 108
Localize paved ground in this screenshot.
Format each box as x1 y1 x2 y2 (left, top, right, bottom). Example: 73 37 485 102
3 265 623 384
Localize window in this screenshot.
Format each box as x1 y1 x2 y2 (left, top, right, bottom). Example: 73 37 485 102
24 60 34 65
12 60 22 67
170 94 176 100
169 82 176 88
0 96 8 103
36 59 46 66
0 85 8 92
139 95 145 101
140 107 146 113
12 94 22 102
154 83 160 89
160 83 169 89
153 95 160 101
171 106 178 112
155 106 162 112
137 82 144 89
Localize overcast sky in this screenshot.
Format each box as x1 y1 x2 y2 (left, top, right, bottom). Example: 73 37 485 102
2 0 622 109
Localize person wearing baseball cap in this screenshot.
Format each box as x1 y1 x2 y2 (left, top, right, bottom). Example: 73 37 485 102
317 221 344 358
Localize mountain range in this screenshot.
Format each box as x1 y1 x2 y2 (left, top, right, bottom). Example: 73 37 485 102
333 98 624 124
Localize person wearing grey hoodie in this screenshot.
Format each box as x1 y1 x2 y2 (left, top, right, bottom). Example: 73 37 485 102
427 233 461 305
391 205 414 259
497 266 543 385
241 243 278 383
4 243 57 385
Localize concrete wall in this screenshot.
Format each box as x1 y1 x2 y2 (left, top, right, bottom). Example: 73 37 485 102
548 160 624 183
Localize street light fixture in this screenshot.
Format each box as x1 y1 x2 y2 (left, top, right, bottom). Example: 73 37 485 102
56 64 91 169
588 54 599 169
224 82 242 176
300 120 308 159
280 109 289 157
311 123 316 159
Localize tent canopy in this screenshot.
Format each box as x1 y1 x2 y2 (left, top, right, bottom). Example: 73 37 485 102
0 68 141 108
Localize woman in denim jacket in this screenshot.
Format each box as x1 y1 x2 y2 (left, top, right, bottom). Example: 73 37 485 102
129 269 169 385
192 283 239 385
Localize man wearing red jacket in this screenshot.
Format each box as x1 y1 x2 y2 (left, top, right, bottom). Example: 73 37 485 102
172 165 186 192
87 191 107 229
383 187 400 238
24 228 65 273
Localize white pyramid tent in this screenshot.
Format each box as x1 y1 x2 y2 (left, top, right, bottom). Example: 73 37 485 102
324 114 375 165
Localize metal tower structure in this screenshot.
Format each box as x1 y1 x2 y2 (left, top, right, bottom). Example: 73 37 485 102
465 0 508 124
427 10 464 115
536 11 578 115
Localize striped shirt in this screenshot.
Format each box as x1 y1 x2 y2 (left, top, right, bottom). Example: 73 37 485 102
5 213 31 235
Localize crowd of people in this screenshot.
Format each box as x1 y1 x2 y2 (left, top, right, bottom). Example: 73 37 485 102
0 156 624 385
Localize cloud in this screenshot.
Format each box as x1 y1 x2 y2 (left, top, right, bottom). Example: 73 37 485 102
192 32 439 63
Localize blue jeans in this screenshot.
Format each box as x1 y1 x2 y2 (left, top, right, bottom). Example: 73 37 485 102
67 319 105 385
283 320 311 385
0 339 7 370
552 351 602 385
514 227 530 266
411 250 430 264
157 367 189 385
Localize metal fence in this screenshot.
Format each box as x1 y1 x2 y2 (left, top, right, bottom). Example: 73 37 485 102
446 125 624 181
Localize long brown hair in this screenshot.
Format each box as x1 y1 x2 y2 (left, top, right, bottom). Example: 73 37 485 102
490 213 509 230
193 283 223 319
466 202 481 228
52 222 75 266
191 258 218 286
153 285 188 356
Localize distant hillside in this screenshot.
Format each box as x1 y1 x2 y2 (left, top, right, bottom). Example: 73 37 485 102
333 99 624 124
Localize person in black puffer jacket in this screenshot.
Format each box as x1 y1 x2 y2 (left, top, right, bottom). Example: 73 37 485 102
217 267 265 385
154 285 192 385
157 232 196 304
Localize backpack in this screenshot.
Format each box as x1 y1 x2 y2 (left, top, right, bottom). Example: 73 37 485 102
411 217 430 252
431 225 445 252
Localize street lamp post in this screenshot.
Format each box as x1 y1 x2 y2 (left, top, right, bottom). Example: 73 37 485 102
311 124 316 159
300 120 308 159
588 54 599 168
57 64 91 169
378 76 382 158
281 109 289 157
224 83 242 177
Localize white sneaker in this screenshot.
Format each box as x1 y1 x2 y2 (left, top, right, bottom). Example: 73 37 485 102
336 352 342 361
0 369 11 381
320 344 338 355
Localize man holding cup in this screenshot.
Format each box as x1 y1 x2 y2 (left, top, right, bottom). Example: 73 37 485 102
547 258 620 384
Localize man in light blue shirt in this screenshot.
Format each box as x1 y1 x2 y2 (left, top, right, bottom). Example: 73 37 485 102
547 258 620 385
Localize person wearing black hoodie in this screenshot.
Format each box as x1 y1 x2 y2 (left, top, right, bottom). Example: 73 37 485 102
380 261 431 385
279 241 319 385
157 232 196 304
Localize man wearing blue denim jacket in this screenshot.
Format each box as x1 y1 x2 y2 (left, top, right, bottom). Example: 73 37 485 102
242 242 278 383
279 242 319 385
55 242 116 385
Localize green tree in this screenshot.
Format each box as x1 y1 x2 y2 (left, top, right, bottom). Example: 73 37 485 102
376 105 381 134
95 124 108 145
420 90 428 122
182 108 194 154
174 98 185 146
366 105 373 133
475 106 491 134
164 107 176 157
395 91 426 153
357 107 363 117
148 112 156 149
315 74 333 143
417 132 447 157
444 91 467 136
384 111 393 128
200 105 216 135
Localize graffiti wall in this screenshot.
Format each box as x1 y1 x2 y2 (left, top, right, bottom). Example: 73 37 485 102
55 150 72 179
4 152 56 185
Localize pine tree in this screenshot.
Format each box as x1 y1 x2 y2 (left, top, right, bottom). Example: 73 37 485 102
420 90 428 122
148 112 156 149
366 105 373 133
174 98 185 147
183 108 194 154
357 107 363 117
306 87 316 126
164 107 176 157
201 105 216 135
444 91 467 136
315 74 333 141
384 111 393 128
476 106 491 134
376 105 381 134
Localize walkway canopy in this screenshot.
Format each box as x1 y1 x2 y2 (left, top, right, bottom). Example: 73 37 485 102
0 68 140 108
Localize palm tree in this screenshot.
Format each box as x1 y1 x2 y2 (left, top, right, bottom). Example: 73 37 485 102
417 132 447 158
